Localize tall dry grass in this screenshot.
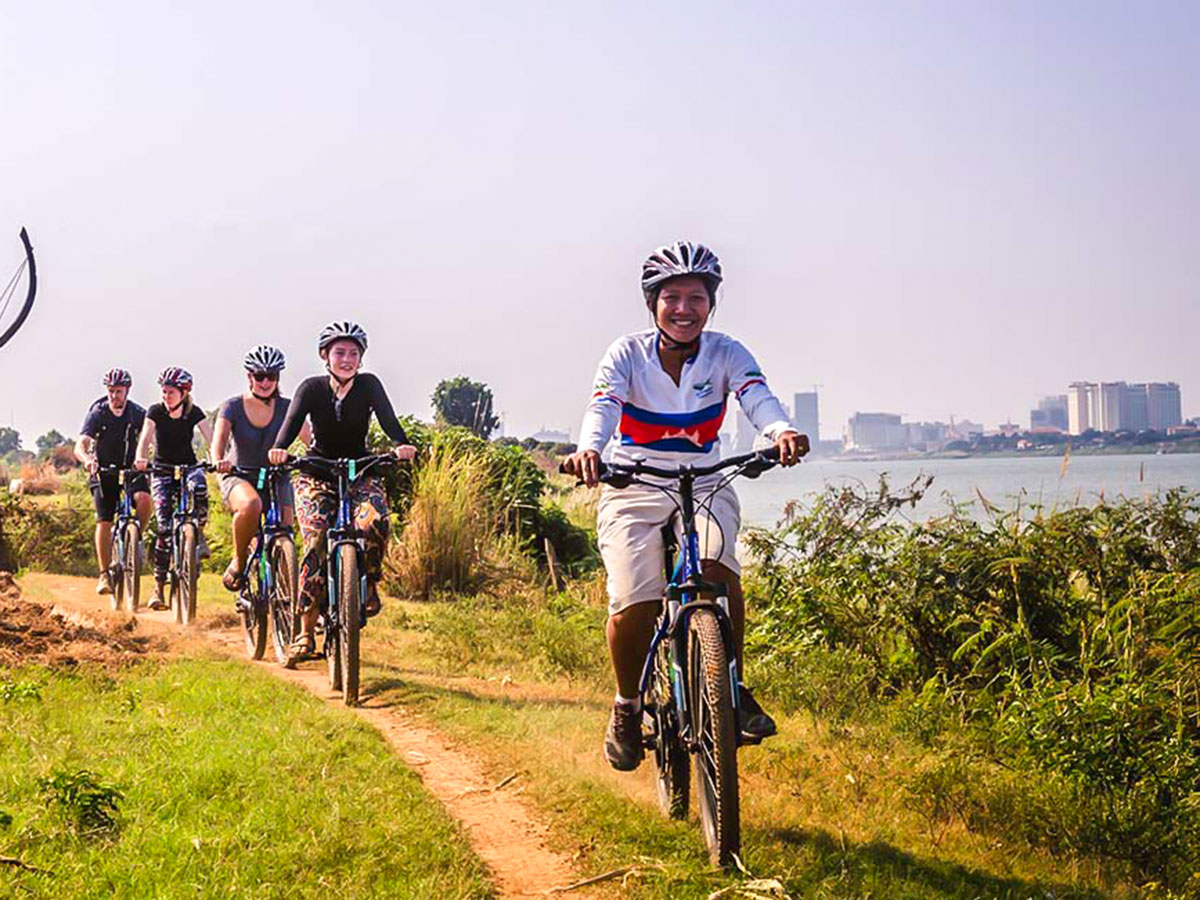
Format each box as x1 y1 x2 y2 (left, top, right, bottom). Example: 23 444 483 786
385 445 504 600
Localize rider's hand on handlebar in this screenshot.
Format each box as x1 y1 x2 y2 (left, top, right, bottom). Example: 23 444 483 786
775 430 809 467
134 457 149 471
393 444 417 462
564 449 602 487
267 448 289 465
214 459 232 474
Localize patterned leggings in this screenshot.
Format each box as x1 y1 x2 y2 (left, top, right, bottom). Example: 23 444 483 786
150 470 209 582
293 472 389 610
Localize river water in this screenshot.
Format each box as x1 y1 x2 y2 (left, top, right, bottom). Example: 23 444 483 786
735 452 1200 527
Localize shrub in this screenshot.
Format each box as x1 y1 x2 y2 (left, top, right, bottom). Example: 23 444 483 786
37 768 123 837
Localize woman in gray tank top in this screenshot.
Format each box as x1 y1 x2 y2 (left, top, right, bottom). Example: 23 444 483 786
210 345 311 592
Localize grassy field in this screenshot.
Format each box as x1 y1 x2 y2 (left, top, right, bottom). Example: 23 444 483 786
351 594 1135 900
0 656 493 899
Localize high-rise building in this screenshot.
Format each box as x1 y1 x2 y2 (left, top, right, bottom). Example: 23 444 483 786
1030 395 1068 431
845 412 906 451
1122 384 1149 431
1066 381 1183 434
791 391 819 444
1067 382 1094 435
1096 382 1127 433
1146 382 1183 431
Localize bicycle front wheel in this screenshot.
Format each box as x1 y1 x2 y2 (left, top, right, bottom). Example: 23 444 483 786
688 608 740 867
123 522 141 613
242 553 268 660
336 543 361 706
648 621 689 820
269 537 299 667
177 524 199 626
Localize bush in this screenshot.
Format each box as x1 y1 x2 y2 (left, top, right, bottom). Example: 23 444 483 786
744 478 1200 887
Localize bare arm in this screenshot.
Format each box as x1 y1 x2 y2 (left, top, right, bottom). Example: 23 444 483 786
196 416 214 449
135 418 156 468
74 435 96 468
210 415 232 472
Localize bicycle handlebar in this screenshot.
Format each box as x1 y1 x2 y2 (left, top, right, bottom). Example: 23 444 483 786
145 461 214 477
289 453 399 479
559 446 781 486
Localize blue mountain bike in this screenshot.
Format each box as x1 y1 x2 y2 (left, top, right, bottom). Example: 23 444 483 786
292 454 395 706
571 447 779 866
148 462 211 626
227 464 299 663
97 465 146 613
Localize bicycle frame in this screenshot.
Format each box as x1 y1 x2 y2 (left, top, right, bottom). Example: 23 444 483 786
637 467 744 751
149 462 208 573
233 465 293 607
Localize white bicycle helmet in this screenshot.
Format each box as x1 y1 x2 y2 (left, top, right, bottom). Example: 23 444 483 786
641 241 723 298
317 321 368 354
243 344 286 373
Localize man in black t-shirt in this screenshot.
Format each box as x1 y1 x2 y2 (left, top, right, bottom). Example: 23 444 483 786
73 368 152 595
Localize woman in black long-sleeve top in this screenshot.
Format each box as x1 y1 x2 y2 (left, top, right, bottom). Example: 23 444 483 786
269 321 415 662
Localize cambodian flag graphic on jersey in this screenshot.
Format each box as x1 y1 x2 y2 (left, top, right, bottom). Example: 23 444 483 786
618 400 727 453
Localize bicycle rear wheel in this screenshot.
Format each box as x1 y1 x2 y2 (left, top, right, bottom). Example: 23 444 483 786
648 620 689 820
688 609 740 867
336 543 361 706
241 553 268 659
177 524 199 626
123 522 141 612
269 537 299 667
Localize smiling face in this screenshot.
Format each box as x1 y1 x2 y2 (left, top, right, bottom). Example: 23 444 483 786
323 339 363 379
247 370 280 399
161 385 185 409
653 276 712 345
106 385 128 414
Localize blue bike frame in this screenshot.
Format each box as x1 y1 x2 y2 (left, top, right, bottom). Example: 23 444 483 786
636 470 743 750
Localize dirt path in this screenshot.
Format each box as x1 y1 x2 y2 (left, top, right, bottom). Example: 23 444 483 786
19 574 595 900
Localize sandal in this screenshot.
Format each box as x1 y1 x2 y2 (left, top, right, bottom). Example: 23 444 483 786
285 633 317 667
222 563 247 593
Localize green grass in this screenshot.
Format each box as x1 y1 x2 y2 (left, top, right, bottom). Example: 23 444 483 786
0 658 493 899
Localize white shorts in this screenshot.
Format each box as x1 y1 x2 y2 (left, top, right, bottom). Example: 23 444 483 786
596 480 741 616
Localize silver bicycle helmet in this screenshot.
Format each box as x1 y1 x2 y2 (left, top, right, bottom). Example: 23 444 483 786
102 367 132 387
243 344 286 373
641 241 723 297
317 321 368 354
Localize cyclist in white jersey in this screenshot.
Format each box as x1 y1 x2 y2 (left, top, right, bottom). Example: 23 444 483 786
564 241 808 771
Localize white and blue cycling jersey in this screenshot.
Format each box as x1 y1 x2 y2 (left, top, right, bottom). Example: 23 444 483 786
578 330 793 470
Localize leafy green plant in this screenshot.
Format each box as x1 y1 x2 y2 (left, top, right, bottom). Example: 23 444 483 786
37 768 124 836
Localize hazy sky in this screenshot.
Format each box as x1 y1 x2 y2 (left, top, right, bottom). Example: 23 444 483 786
2 1 1197 444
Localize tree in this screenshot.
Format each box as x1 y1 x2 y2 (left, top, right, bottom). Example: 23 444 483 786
36 429 70 458
431 377 500 439
0 427 20 456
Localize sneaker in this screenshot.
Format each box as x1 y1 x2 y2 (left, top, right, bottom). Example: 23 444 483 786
604 702 645 771
148 582 168 611
739 685 777 741
196 531 211 560
95 572 113 595
364 584 382 618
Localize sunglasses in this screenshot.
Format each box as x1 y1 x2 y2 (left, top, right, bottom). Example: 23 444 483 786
251 372 280 383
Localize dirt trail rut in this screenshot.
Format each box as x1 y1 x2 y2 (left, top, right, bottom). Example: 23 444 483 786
19 574 595 900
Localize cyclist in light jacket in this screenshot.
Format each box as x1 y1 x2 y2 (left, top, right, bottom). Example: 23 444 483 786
563 241 808 772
